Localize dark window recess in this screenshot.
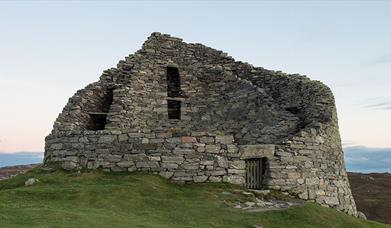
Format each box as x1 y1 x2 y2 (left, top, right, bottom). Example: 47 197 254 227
86 88 114 130
101 88 114 112
245 158 267 189
88 113 108 130
167 67 181 97
167 100 181 120
285 106 300 114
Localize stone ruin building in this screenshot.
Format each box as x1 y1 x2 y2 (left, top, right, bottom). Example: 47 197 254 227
44 32 357 215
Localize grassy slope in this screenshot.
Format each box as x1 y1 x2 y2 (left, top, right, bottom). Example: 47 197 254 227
0 169 389 228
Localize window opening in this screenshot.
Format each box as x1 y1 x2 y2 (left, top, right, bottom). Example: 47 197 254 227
167 100 181 120
167 67 181 97
87 88 114 130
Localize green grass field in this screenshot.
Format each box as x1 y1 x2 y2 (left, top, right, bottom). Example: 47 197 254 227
0 169 389 228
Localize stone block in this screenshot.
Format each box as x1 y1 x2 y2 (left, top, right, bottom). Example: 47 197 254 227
111 166 127 172
200 136 215 144
223 175 245 185
227 169 245 174
149 156 161 161
227 144 239 153
324 197 339 206
117 161 134 168
161 163 179 169
205 145 220 154
166 137 181 144
193 175 208 183
99 135 117 144
200 160 214 166
136 161 160 168
161 156 184 163
118 134 129 142
160 171 174 179
173 148 195 154
210 170 226 176
181 136 197 143
228 160 245 169
215 135 234 144
61 161 77 170
216 156 228 168
133 143 157 150
208 176 222 182
180 163 199 170
239 144 275 159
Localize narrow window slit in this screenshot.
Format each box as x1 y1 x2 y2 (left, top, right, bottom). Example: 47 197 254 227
167 67 181 97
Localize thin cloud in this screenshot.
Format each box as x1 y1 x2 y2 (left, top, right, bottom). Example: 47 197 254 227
363 101 391 110
363 53 391 67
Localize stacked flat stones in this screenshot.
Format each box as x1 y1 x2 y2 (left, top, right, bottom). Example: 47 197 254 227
45 32 357 216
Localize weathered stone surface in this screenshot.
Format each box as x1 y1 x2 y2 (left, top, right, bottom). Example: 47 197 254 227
205 145 220 154
159 171 174 179
44 33 357 216
223 175 245 185
99 135 117 144
161 156 184 163
181 136 197 143
117 161 134 168
217 156 228 168
61 161 78 170
193 175 208 183
215 135 234 144
133 143 157 150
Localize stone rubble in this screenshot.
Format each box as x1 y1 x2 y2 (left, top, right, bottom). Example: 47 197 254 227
25 178 39 186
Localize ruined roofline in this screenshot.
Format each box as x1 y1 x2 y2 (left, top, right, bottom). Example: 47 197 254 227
63 32 337 137
140 32 337 129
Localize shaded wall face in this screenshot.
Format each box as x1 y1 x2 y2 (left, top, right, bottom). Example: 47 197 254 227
104 59 300 145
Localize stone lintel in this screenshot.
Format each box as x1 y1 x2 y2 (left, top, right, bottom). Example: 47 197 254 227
239 144 275 159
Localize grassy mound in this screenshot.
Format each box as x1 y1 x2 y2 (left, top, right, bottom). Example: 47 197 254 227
0 169 388 228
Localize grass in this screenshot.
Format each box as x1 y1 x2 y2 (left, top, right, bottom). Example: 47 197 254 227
0 169 389 228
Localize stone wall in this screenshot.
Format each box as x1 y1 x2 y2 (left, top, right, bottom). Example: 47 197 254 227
46 131 246 183
45 32 357 216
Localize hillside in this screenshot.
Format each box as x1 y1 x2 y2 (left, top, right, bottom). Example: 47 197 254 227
348 172 391 224
0 168 388 228
0 164 41 180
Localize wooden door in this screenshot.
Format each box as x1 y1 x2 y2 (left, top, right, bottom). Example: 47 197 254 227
245 159 263 189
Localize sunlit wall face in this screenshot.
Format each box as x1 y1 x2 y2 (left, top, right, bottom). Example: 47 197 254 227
0 1 390 153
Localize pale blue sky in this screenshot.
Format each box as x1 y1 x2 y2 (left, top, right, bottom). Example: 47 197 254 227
0 1 390 152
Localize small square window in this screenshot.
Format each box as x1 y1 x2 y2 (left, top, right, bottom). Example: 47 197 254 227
167 100 181 120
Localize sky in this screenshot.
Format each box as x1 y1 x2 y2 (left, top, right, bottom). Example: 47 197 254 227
0 1 390 154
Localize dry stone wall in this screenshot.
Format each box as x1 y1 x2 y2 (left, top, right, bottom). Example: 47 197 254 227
45 32 357 216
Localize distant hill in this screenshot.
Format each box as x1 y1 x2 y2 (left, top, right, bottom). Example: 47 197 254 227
348 172 391 224
0 164 41 180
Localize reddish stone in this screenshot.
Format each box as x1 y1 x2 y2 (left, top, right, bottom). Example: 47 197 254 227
181 136 197 143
